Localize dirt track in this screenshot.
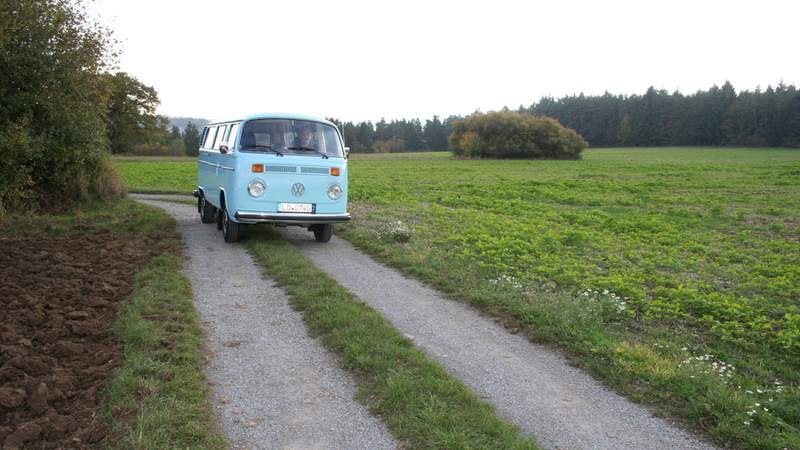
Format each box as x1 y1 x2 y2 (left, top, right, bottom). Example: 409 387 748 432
133 194 717 450
133 196 395 450
279 227 719 450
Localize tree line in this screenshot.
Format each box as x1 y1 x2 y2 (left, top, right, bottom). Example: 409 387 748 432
328 116 459 153
118 78 800 156
523 82 800 148
329 81 799 153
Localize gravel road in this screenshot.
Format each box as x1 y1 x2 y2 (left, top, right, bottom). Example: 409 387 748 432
133 196 395 450
280 227 719 450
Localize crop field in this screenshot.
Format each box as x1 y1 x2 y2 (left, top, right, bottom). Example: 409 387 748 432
114 148 800 449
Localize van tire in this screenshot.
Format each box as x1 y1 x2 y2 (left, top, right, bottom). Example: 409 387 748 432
222 208 241 243
313 224 333 243
200 196 216 223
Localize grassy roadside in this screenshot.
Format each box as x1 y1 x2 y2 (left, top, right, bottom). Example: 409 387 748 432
246 227 540 450
96 200 226 449
2 199 226 448
101 251 226 449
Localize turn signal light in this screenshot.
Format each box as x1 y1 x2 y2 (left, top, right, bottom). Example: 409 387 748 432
252 164 264 173
330 167 340 176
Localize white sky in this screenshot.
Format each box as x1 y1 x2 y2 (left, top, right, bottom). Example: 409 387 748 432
91 0 799 122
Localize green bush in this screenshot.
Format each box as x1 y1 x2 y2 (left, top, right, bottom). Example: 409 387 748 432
0 0 121 213
448 111 588 159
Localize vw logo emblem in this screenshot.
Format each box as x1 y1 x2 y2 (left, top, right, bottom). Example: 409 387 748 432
291 182 305 197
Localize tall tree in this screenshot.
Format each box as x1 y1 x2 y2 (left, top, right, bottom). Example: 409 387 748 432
617 113 632 146
105 72 161 154
183 121 201 156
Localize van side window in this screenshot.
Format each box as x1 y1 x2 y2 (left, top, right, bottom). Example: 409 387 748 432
213 125 228 150
227 123 240 148
203 127 217 149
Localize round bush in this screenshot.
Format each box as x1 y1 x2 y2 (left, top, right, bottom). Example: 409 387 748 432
448 111 588 159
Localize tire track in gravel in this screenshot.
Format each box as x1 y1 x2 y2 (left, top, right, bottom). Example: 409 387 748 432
133 196 395 450
279 227 719 450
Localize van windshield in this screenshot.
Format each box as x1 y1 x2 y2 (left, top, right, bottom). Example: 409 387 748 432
239 119 344 158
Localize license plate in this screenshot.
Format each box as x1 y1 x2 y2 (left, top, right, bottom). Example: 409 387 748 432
278 202 314 213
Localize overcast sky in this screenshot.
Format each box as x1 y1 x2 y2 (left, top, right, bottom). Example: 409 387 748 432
91 0 799 122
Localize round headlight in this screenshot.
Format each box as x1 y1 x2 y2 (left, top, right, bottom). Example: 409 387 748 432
327 183 343 200
248 180 266 197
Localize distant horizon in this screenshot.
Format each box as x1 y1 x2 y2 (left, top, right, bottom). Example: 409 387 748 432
166 79 798 124
160 79 800 124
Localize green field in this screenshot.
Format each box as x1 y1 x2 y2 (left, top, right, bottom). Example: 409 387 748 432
114 148 800 449
114 156 198 194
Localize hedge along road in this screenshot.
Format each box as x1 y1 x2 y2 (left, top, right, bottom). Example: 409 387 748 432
278 227 719 450
132 196 395 450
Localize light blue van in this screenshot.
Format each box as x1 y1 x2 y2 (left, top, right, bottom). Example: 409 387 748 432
193 113 350 243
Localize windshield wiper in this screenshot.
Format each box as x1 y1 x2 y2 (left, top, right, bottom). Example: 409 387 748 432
240 144 283 156
287 146 328 159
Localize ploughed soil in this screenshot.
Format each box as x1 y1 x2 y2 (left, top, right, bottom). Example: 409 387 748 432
0 233 162 449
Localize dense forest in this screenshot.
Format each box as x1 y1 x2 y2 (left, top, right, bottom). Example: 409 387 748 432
328 116 459 153
525 82 800 148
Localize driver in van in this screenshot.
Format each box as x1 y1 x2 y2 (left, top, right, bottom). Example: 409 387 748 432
296 126 314 149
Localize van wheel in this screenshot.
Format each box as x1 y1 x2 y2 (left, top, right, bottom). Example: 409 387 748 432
200 196 216 223
222 207 241 243
312 224 333 243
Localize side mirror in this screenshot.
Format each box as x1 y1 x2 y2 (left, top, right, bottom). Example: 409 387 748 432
344 146 350 158
219 144 229 154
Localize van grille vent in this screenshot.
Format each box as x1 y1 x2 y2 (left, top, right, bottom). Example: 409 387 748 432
300 167 329 175
265 165 297 173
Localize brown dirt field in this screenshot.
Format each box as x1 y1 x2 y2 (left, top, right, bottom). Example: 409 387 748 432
0 233 162 449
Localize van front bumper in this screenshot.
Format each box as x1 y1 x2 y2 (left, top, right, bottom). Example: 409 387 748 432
235 210 351 224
